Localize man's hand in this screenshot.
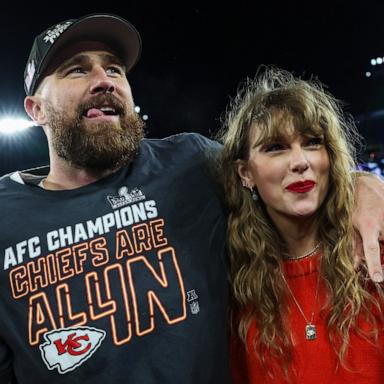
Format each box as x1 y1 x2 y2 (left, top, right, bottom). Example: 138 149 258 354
353 172 384 282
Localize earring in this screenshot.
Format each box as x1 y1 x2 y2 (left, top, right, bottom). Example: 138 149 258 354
250 187 258 201
241 179 259 201
240 179 258 202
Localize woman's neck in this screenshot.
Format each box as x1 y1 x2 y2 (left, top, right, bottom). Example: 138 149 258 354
268 211 320 259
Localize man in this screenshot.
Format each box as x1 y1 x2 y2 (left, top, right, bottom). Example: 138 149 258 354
0 12 382 383
1 14 228 383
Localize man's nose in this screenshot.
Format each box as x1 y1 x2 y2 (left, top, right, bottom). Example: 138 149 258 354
89 67 115 94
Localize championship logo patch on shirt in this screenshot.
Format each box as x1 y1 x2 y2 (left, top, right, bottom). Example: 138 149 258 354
107 186 146 209
39 326 106 374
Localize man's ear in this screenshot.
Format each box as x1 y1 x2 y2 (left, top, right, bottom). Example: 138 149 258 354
24 95 47 126
236 159 254 188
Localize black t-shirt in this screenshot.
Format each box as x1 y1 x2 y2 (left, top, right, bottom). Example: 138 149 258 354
0 133 230 383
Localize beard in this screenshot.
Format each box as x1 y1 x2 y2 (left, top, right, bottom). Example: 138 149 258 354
45 94 145 172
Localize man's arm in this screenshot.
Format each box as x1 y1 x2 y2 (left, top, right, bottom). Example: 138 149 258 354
353 172 384 282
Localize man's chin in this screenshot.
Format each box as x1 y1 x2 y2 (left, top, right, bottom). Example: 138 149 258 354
63 148 132 172
81 118 122 133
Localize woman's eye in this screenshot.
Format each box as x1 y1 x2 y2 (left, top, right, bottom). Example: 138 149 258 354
263 143 284 152
306 137 324 147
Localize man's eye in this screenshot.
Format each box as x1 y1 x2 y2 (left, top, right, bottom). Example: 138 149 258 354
106 66 123 75
67 67 84 75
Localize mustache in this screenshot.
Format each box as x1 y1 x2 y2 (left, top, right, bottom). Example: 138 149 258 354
77 94 126 117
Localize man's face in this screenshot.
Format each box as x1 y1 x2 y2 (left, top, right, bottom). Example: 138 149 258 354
36 41 144 171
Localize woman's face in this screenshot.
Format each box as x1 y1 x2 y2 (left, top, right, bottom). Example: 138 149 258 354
237 119 330 224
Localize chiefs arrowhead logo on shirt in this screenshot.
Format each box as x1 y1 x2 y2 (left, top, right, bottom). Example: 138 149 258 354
39 326 106 374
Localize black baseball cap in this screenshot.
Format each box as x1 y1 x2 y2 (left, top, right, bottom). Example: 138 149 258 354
24 13 142 95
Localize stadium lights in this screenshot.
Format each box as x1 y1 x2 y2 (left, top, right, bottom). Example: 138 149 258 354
0 118 36 135
366 56 384 77
133 105 149 121
370 57 384 66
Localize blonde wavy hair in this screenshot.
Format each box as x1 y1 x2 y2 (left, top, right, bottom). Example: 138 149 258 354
217 67 380 374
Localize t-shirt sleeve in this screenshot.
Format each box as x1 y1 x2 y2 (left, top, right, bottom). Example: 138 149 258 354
165 132 225 202
185 133 224 195
189 132 223 163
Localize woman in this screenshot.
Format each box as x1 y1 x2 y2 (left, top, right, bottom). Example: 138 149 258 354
218 67 384 383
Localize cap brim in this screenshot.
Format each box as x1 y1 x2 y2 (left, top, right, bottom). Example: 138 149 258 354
39 13 141 79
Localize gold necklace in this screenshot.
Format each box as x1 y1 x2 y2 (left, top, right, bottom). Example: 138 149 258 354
284 241 321 260
282 269 321 341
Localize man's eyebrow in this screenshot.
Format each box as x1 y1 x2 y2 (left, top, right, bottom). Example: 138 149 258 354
55 53 126 74
56 55 90 73
101 53 126 71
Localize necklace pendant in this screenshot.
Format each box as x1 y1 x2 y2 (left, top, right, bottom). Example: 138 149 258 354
305 324 316 340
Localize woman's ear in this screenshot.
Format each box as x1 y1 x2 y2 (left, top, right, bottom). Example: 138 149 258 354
236 159 253 188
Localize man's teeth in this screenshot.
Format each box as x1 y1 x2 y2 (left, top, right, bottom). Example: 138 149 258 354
100 107 116 115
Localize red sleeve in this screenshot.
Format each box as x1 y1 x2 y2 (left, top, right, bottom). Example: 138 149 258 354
230 332 249 384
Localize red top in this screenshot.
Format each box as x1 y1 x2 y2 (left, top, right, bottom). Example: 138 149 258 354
231 252 384 383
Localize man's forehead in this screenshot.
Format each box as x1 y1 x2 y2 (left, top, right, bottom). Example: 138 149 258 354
45 41 124 74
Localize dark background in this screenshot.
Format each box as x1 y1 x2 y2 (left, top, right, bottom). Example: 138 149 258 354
2 1 384 175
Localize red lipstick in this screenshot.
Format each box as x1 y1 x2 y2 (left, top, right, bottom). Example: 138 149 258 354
286 180 315 193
